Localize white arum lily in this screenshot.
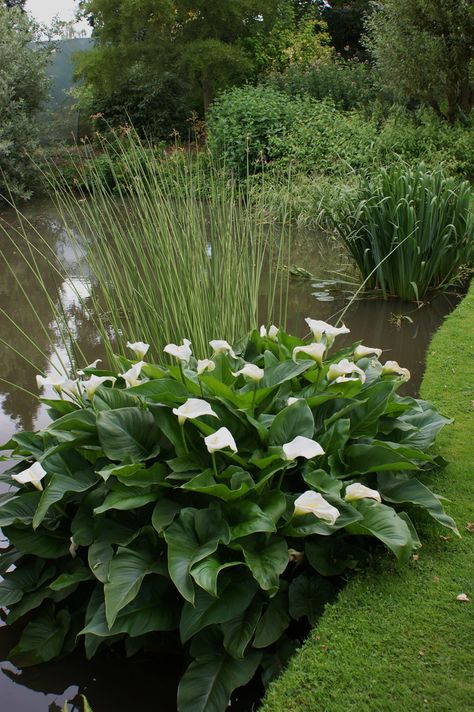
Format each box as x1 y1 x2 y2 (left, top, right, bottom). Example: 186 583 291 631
232 363 264 382
354 345 382 360
173 398 218 426
305 318 350 346
122 361 145 388
327 358 366 384
69 537 79 558
204 427 238 454
12 461 47 491
283 436 324 460
260 324 279 341
209 340 237 359
345 482 381 503
164 339 192 364
77 358 102 375
127 341 150 359
287 397 301 406
197 359 215 376
381 360 411 381
84 375 117 399
294 491 340 525
36 373 69 392
292 343 325 365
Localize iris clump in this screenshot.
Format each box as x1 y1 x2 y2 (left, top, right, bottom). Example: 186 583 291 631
335 164 474 300
0 321 456 712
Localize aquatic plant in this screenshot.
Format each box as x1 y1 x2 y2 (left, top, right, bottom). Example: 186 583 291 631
0 321 456 712
335 165 474 300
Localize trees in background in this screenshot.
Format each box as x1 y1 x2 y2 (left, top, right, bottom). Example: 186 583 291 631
365 0 474 121
0 6 52 201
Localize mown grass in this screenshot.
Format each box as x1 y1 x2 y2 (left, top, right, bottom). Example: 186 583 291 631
260 280 474 712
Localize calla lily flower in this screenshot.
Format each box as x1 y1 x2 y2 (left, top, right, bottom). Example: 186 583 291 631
209 340 237 359
292 343 326 365
260 324 279 341
164 339 192 364
305 318 350 346
197 359 216 376
36 373 69 392
287 397 301 406
204 427 238 454
283 436 324 460
354 344 382 360
294 491 340 525
84 375 117 399
12 461 47 491
173 398 219 425
232 363 264 382
77 358 102 375
69 537 79 558
127 341 150 359
381 360 411 381
122 361 145 388
345 482 381 503
327 358 366 384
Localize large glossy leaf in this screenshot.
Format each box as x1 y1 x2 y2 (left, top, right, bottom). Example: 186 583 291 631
104 547 159 626
253 584 290 648
179 575 258 642
224 500 277 540
93 386 139 411
283 495 362 537
317 419 351 455
128 378 188 402
345 440 434 474
33 469 98 529
288 574 335 624
387 406 452 449
47 410 98 444
93 485 158 514
88 540 114 583
9 605 71 665
5 526 69 558
0 492 41 527
262 360 315 388
190 556 243 597
49 566 93 591
347 500 415 562
177 648 262 712
182 469 254 501
164 507 231 602
152 498 181 533
0 559 52 607
377 473 458 533
241 536 288 593
222 600 263 659
269 400 314 445
96 407 161 463
349 381 396 437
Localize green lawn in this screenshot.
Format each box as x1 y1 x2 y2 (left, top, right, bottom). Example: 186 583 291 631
260 282 474 712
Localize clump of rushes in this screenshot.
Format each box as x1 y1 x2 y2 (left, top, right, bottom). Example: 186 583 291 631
335 164 474 301
0 321 456 712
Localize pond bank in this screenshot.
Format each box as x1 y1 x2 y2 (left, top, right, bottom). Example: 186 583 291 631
260 279 474 712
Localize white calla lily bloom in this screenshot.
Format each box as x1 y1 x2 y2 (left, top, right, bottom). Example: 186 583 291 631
127 341 150 359
260 324 279 341
122 361 146 388
197 359 216 376
204 427 238 454
287 397 301 406
173 398 219 425
12 461 47 491
84 375 117 399
345 482 382 503
36 373 69 392
305 318 350 346
294 491 340 525
69 537 79 558
164 339 192 364
232 363 264 382
354 344 382 360
77 358 102 375
292 343 326 365
283 436 325 460
327 358 366 384
381 360 411 381
209 340 237 359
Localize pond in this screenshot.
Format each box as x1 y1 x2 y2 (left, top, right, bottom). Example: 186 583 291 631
0 200 462 711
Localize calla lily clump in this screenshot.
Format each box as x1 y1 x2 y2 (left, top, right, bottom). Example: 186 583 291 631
0 320 456 712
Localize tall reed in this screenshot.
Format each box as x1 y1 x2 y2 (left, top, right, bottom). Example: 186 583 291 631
334 165 474 301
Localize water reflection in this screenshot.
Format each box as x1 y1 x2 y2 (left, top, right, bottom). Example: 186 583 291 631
0 200 462 711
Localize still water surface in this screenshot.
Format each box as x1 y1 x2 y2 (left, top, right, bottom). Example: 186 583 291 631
0 201 462 711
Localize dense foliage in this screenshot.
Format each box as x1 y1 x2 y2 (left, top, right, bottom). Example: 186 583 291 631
0 6 51 201
0 322 456 711
334 165 474 300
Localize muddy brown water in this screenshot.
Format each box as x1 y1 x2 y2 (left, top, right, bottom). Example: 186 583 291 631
0 201 462 711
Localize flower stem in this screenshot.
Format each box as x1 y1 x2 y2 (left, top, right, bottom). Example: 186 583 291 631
178 362 185 384
180 424 189 453
251 382 258 413
211 452 219 478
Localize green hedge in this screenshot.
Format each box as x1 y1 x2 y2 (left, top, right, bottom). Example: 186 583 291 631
260 280 474 712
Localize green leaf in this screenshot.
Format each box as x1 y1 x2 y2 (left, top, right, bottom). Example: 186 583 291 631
177 648 262 712
253 584 290 648
262 360 315 387
344 440 433 474
241 536 288 594
93 486 158 514
377 473 458 533
288 574 335 624
104 547 157 627
0 559 52 607
190 556 243 597
9 605 70 665
388 405 452 449
302 469 342 496
96 407 161 463
152 498 181 533
128 378 188 402
50 567 93 591
283 495 362 537
269 400 314 446
179 575 258 642
317 419 351 455
349 381 396 437
88 540 114 583
0 492 41 527
6 526 69 558
47 410 98 444
347 500 415 562
225 500 277 540
164 508 231 602
222 600 263 658
182 469 254 501
33 469 98 529
93 387 139 411
305 538 367 576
